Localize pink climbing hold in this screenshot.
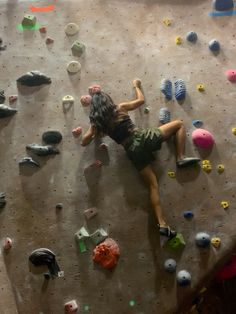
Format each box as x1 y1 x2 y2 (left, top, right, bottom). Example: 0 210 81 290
225 69 236 82
46 37 54 45
192 128 214 149
3 237 12 251
88 84 101 95
93 238 120 270
64 300 79 313
72 127 82 137
216 255 236 282
99 143 108 151
80 95 92 107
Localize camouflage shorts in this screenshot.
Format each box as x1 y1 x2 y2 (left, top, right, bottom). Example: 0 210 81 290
124 127 164 171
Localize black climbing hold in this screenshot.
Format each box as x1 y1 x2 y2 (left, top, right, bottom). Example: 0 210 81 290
0 104 17 118
29 248 61 277
42 131 62 144
26 144 60 156
19 157 40 167
55 203 63 209
0 192 6 209
17 71 51 87
0 90 6 104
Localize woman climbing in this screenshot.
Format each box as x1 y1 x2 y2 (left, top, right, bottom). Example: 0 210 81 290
81 80 200 238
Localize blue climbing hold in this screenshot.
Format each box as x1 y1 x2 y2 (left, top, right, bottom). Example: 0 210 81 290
192 120 203 128
213 0 234 12
183 211 194 219
177 270 191 286
195 232 210 248
209 39 220 52
164 259 177 273
159 107 171 124
160 79 172 100
174 79 186 101
186 31 198 43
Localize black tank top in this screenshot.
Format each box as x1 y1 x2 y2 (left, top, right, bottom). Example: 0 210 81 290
107 111 135 144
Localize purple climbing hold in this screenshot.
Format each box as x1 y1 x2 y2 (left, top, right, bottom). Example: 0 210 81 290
183 211 194 219
186 31 198 43
164 258 177 273
209 39 220 52
177 270 191 286
192 120 203 128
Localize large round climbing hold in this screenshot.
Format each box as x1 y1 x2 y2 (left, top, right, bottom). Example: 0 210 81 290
225 69 236 82
42 130 62 144
186 31 198 43
67 61 81 74
213 0 234 12
164 259 177 273
65 23 79 36
195 232 210 248
209 39 220 52
192 129 214 149
177 270 191 286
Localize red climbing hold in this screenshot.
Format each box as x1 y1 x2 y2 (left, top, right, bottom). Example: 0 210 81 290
93 238 120 269
39 27 47 33
9 95 17 103
80 95 92 107
3 237 12 250
72 127 82 137
46 37 54 45
225 69 236 82
88 84 101 95
64 300 79 313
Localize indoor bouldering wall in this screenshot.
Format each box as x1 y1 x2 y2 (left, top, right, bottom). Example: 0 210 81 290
0 0 236 313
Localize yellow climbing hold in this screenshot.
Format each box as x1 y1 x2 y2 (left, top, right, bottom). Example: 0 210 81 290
217 164 225 173
163 18 171 26
221 201 229 209
202 160 210 165
175 36 182 45
202 164 212 173
232 127 236 135
168 171 176 178
197 84 205 92
211 237 221 248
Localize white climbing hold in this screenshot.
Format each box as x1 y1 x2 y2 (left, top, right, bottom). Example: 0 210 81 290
65 23 79 36
62 95 74 105
67 61 81 74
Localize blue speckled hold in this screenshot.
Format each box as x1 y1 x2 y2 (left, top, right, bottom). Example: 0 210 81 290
160 79 172 100
164 259 177 273
159 107 171 124
209 39 220 52
213 0 234 12
177 270 191 286
186 31 198 43
192 119 203 128
195 232 210 248
183 211 194 219
174 79 186 101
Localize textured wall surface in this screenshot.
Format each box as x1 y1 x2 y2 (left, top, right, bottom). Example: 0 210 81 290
0 0 236 313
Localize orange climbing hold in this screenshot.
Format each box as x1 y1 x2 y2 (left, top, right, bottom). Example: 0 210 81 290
93 238 120 269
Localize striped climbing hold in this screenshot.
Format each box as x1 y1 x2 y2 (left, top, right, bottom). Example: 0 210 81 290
160 79 172 100
174 79 186 101
159 107 171 124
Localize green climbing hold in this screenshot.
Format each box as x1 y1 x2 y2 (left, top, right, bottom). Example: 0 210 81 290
78 240 87 253
22 15 37 27
129 300 136 307
166 233 186 250
71 41 86 56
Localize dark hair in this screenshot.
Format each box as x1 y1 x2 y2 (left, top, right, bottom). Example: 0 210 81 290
89 91 116 135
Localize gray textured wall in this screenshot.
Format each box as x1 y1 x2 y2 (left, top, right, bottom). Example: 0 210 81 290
0 0 236 313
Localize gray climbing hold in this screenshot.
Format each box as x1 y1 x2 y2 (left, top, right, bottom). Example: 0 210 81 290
0 104 17 118
177 270 191 286
195 232 210 248
42 131 62 144
90 228 108 245
55 203 63 210
159 107 171 124
0 90 5 104
26 144 59 156
209 39 220 52
17 71 51 86
0 192 6 209
164 258 177 273
192 120 203 128
160 79 172 100
186 31 198 43
213 0 234 11
183 211 194 219
19 157 40 167
71 41 86 56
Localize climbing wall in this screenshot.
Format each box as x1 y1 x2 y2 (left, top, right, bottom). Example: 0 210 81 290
0 0 236 313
